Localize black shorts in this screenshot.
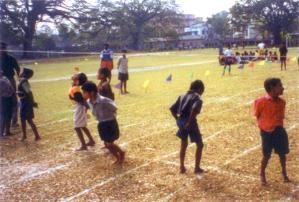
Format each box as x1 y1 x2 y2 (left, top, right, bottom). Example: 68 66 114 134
1 96 13 120
118 73 129 82
20 100 34 121
97 119 119 143
176 118 203 145
260 127 289 157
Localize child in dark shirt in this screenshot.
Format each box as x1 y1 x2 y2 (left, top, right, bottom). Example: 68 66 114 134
17 68 41 141
170 80 205 174
97 68 115 100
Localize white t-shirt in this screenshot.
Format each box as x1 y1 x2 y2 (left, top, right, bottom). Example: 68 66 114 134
224 49 234 57
118 57 128 74
73 103 87 128
257 43 265 49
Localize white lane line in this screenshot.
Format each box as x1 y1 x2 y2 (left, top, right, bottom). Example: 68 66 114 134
224 124 298 166
4 94 298 189
31 60 216 83
157 161 258 202
59 123 242 202
0 163 70 191
282 185 299 201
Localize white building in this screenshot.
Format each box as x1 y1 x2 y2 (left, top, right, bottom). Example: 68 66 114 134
184 22 208 38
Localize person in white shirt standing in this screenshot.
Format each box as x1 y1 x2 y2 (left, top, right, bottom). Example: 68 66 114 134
117 50 129 94
222 45 234 76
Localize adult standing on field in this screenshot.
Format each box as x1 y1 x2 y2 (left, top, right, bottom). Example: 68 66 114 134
0 42 20 128
100 43 113 82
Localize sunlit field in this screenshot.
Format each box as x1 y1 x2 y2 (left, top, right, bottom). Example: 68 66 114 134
1 48 299 201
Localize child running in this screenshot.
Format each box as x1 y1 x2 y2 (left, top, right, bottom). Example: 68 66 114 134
254 78 290 185
69 73 95 151
0 70 15 137
170 80 205 174
117 49 129 94
17 68 41 141
97 68 115 100
82 81 125 164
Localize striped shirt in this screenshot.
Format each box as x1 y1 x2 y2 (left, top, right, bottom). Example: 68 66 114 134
170 91 202 119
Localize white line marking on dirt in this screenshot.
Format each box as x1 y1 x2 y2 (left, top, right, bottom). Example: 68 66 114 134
0 163 70 191
31 60 216 83
156 161 258 202
59 123 242 201
224 124 298 166
17 163 70 183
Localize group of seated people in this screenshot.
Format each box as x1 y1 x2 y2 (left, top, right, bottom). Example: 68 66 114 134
219 49 279 65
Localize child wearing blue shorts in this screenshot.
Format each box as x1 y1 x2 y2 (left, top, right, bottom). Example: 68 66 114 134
170 80 205 174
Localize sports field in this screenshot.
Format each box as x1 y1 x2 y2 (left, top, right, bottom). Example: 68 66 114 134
1 48 299 201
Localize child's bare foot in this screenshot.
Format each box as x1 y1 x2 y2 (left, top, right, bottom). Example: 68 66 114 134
76 146 87 151
20 137 27 141
86 141 95 147
125 91 129 94
35 136 41 141
180 166 186 174
283 175 291 183
260 175 267 186
194 167 204 174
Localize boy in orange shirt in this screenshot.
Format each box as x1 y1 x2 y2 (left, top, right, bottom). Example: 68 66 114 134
254 78 290 186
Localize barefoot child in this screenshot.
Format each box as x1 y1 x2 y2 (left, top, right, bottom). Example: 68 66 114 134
117 50 129 94
97 68 115 100
69 73 95 151
0 70 15 137
170 80 205 174
17 68 41 141
254 78 290 185
82 81 125 164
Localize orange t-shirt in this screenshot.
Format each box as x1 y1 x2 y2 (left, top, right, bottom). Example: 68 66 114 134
254 95 285 132
69 86 81 98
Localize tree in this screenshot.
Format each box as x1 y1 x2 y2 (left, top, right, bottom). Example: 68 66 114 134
230 0 299 45
0 0 85 58
206 11 232 40
113 0 179 50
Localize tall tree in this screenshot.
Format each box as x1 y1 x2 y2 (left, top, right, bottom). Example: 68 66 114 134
230 0 299 45
0 0 85 58
206 11 231 40
113 0 179 50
